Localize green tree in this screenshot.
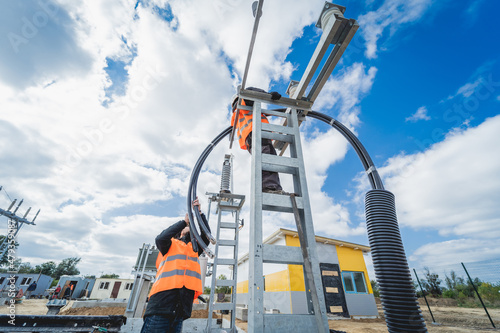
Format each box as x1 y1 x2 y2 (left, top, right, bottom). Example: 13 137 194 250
422 267 442 297
370 280 380 297
204 286 211 295
54 257 81 279
100 273 120 278
17 262 36 274
34 261 57 277
215 274 231 294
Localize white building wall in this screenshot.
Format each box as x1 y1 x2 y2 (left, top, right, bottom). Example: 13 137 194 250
90 278 134 299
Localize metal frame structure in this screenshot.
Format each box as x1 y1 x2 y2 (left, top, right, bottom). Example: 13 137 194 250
206 191 245 333
0 186 39 258
245 101 329 333
125 243 158 318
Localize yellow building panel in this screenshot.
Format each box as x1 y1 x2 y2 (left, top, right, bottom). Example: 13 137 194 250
285 235 306 292
288 264 306 292
236 280 248 294
336 245 373 294
264 270 290 292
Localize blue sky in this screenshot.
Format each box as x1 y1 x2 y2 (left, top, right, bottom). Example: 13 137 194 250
0 0 499 282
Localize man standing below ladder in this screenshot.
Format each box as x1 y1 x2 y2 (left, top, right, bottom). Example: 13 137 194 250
140 198 210 333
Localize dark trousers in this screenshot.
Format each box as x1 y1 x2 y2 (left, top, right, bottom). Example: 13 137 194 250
141 315 183 333
246 135 282 191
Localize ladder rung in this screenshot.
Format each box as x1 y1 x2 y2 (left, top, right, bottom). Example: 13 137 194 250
262 122 294 135
262 154 299 168
263 244 303 265
218 239 236 246
263 314 317 330
220 222 237 229
262 109 288 118
219 203 242 211
216 279 236 287
262 131 294 143
262 163 298 175
262 193 303 213
213 303 235 311
216 258 237 265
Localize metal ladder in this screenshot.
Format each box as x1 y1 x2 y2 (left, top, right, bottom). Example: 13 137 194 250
206 191 245 333
247 101 330 333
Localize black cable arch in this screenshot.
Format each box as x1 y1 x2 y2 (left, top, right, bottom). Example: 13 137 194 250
187 126 232 255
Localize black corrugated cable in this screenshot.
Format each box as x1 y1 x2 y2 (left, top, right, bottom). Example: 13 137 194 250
187 126 232 255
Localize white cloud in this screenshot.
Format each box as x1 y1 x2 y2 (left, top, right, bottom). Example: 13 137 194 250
0 1 93 89
314 62 377 128
357 0 433 59
353 115 500 271
406 106 431 122
410 238 500 271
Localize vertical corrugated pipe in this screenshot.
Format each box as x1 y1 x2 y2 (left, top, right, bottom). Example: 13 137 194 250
365 189 427 332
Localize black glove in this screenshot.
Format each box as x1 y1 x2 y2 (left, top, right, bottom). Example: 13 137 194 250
270 91 281 100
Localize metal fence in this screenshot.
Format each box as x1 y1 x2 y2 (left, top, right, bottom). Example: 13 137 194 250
411 258 499 329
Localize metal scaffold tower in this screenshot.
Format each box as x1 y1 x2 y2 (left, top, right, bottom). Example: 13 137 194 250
206 155 245 333
246 99 329 332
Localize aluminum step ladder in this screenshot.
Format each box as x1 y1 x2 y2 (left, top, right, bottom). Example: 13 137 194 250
246 100 330 333
206 191 245 333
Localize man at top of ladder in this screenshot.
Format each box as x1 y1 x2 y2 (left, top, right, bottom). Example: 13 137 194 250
230 87 286 194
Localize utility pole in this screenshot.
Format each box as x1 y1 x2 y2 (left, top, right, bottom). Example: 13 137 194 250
0 186 40 258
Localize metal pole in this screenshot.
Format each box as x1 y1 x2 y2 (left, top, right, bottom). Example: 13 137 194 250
461 262 496 329
413 268 437 323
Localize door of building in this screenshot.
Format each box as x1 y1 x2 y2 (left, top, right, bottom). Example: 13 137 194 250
320 263 349 318
110 281 122 298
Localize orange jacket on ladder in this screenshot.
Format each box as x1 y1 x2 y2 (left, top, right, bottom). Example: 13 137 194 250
149 238 203 300
231 99 269 150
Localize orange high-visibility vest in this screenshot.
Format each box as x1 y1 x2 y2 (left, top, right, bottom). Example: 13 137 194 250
149 238 203 300
231 99 269 150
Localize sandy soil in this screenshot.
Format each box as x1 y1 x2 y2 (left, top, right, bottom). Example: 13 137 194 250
1 298 499 333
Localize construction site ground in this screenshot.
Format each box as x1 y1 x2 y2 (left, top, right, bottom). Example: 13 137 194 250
1 298 499 332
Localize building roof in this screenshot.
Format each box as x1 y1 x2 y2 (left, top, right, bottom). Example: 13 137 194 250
237 228 371 265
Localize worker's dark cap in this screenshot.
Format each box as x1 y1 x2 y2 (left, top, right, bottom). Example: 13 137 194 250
232 87 267 110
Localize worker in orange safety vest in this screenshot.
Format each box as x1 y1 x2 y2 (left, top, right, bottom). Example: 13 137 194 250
231 87 285 194
141 197 210 333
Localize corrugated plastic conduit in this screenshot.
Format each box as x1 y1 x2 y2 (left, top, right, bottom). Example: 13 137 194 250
308 110 427 332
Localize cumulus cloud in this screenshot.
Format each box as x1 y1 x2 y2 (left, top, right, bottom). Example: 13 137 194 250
0 0 93 89
314 62 377 128
357 0 433 59
406 106 431 122
353 115 500 270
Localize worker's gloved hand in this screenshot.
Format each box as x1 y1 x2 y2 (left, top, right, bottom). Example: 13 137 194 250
270 91 281 100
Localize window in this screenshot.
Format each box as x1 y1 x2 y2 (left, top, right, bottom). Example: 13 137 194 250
341 271 367 294
99 282 110 290
21 277 32 286
124 283 134 290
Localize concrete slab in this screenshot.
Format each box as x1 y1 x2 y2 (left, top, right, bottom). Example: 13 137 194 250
72 299 127 308
120 318 246 333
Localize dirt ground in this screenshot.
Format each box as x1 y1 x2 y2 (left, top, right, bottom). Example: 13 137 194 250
1 298 499 332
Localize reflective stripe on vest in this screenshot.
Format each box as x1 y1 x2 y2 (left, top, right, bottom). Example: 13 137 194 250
158 254 200 268
230 100 269 150
149 238 203 300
